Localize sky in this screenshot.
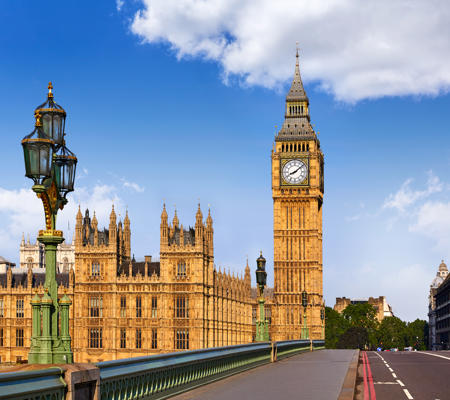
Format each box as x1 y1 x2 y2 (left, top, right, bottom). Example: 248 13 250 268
1 1 450 321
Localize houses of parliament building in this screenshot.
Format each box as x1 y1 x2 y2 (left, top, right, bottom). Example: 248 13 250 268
0 52 324 363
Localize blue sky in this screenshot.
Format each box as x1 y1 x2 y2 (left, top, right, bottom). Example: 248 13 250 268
1 1 450 321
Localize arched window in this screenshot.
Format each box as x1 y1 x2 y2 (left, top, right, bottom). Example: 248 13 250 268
294 144 297 152
282 144 285 152
62 257 69 273
91 262 100 277
177 261 186 277
301 106 304 114
307 144 309 151
290 144 293 152
26 257 33 269
289 106 292 115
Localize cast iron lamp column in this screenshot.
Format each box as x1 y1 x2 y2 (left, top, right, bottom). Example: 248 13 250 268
255 252 269 342
22 83 77 364
301 290 309 339
320 307 325 340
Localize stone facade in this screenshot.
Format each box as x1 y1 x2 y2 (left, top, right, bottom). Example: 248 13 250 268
333 296 394 322
429 260 449 349
271 52 324 341
0 205 253 363
19 234 75 273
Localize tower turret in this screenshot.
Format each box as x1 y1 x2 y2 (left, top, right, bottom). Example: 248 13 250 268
92 211 98 246
172 209 179 229
195 204 204 247
160 204 168 247
109 205 117 246
75 206 82 247
124 210 131 259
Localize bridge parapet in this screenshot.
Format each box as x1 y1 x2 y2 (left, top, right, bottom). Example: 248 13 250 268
0 340 324 400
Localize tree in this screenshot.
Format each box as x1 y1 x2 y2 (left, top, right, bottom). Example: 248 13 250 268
336 326 369 349
406 319 428 350
342 303 379 348
325 307 349 348
376 317 407 350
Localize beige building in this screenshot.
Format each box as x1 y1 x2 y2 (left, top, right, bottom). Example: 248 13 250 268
334 296 394 322
428 260 448 350
0 205 253 363
271 51 325 340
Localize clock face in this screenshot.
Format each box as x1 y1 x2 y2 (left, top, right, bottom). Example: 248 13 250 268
282 159 308 184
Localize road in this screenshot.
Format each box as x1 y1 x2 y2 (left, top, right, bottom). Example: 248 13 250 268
172 349 356 400
356 350 450 400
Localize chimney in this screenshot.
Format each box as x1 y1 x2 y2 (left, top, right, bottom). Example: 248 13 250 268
144 255 152 263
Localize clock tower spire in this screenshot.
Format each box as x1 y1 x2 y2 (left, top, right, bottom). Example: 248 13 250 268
271 51 324 341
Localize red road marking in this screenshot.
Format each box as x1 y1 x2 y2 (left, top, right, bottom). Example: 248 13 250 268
363 351 369 399
364 352 377 400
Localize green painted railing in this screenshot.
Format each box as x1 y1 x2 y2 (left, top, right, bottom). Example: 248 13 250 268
0 367 66 400
97 340 325 400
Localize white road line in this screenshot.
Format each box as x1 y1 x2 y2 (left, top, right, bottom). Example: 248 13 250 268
392 373 397 378
397 380 405 387
404 388 414 399
385 363 390 367
374 382 399 384
419 352 450 361
388 367 393 372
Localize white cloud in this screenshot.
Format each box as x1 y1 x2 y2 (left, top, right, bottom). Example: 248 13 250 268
130 0 450 102
116 0 124 12
383 172 443 213
0 184 124 263
121 179 145 193
410 201 450 252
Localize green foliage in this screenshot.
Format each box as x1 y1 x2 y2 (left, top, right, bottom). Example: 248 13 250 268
325 303 428 350
336 326 369 349
376 317 407 349
325 307 348 348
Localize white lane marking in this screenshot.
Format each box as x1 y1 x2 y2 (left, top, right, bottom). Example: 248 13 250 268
386 363 390 367
374 381 399 384
403 388 414 399
419 352 450 361
388 367 393 372
392 373 397 378
397 380 405 387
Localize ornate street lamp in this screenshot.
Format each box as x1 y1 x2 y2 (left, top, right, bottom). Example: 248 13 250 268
24 83 76 364
301 290 309 339
320 306 325 340
255 252 270 342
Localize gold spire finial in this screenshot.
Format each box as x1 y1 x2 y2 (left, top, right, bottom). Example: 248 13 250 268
296 42 299 59
48 82 53 98
260 250 263 256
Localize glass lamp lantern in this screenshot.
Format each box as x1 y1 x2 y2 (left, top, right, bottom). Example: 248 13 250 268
21 113 54 192
35 82 66 147
302 290 308 308
256 252 267 287
320 307 325 321
53 143 77 198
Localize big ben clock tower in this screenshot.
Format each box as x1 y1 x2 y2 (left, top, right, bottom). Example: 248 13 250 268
272 50 324 341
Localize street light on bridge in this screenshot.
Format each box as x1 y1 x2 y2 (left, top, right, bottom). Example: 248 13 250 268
22 83 77 364
301 290 309 339
255 252 269 342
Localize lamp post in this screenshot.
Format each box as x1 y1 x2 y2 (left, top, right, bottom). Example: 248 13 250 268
320 307 325 340
255 252 269 342
23 83 77 364
301 290 309 339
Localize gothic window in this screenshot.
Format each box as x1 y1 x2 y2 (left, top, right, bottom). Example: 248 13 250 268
136 328 142 349
151 296 157 318
177 261 186 277
120 296 126 318
282 144 285 152
175 296 188 318
16 298 24 318
175 329 189 350
136 296 142 318
62 257 69 273
307 144 309 151
0 328 3 346
0 298 3 318
294 144 297 152
301 106 304 114
16 329 24 347
152 329 158 349
27 257 33 269
89 296 102 318
89 328 102 348
120 328 126 349
91 262 100 277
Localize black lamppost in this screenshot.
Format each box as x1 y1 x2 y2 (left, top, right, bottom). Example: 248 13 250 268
301 290 309 339
255 252 269 341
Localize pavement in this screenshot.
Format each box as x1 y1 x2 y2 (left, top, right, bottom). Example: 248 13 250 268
172 349 356 400
356 350 450 400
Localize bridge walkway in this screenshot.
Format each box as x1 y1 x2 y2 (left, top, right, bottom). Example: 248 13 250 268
172 349 356 400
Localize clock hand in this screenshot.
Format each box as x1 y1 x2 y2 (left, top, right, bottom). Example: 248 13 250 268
290 167 301 175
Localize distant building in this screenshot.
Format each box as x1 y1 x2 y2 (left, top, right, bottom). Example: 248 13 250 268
19 233 75 273
0 256 16 273
334 296 393 322
434 261 450 350
428 260 449 350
